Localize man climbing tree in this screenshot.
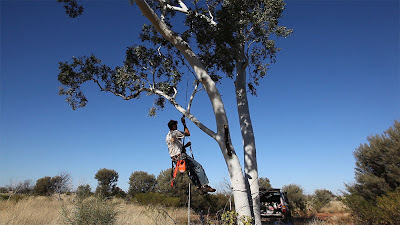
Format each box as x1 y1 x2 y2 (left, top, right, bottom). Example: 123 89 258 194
57 0 292 223
166 116 216 193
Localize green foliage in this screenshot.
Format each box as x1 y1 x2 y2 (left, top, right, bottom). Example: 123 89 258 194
60 197 118 225
33 176 53 196
1 194 28 202
182 0 293 94
347 120 400 201
76 184 92 199
133 192 180 207
258 177 272 190
311 189 334 211
221 211 253 225
94 168 119 197
57 0 84 18
57 0 292 112
0 187 7 193
128 171 156 195
344 120 400 224
153 168 231 213
343 189 400 225
111 186 127 199
375 188 400 224
282 184 307 214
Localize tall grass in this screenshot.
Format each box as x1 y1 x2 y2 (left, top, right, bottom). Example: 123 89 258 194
0 196 61 225
0 195 199 225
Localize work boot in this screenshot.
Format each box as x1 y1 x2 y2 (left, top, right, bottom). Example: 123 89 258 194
201 185 216 193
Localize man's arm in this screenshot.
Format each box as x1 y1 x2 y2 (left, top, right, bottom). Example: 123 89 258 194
181 115 190 136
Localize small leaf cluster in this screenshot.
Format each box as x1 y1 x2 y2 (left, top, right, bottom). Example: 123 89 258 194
57 0 84 18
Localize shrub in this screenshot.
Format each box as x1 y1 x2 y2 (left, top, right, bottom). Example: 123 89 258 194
60 197 118 225
128 171 156 195
375 188 400 224
282 184 307 215
0 187 7 193
311 189 334 212
344 120 400 224
221 211 253 225
342 193 379 224
76 184 91 199
133 192 180 207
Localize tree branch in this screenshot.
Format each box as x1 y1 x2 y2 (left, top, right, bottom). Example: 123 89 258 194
156 0 216 26
186 79 199 113
152 87 216 139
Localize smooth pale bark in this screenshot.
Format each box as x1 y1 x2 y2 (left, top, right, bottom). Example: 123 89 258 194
236 59 261 225
134 0 252 221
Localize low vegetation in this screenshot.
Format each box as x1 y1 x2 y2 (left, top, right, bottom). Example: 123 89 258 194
1 120 398 224
0 194 199 225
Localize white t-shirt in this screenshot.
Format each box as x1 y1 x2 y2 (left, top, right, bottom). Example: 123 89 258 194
166 130 185 157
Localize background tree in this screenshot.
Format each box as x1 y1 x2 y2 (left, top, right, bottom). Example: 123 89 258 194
57 0 292 222
34 176 53 196
52 172 72 200
6 179 34 199
282 184 306 215
94 168 119 197
311 189 334 212
128 171 156 195
76 184 92 199
344 120 400 224
258 177 272 190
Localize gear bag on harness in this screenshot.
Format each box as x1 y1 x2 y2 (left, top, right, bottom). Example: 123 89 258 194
170 154 187 187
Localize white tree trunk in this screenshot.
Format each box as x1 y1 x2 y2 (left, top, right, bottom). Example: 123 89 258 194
134 0 252 222
236 60 261 225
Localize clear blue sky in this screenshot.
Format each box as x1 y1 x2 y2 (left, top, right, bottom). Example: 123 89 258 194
1 0 399 195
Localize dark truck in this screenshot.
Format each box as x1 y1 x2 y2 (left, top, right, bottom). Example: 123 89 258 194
260 188 292 224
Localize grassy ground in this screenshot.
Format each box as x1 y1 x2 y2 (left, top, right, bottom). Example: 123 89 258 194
0 195 352 225
0 195 199 225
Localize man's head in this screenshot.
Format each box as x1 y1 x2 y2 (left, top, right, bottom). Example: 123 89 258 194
168 120 178 130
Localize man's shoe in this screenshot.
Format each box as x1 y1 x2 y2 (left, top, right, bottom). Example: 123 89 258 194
202 185 216 193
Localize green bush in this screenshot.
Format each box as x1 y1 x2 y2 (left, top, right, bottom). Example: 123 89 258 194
133 192 180 207
311 189 334 211
221 211 253 225
282 184 307 215
61 197 118 225
0 187 8 193
76 184 92 199
344 120 400 224
376 188 400 224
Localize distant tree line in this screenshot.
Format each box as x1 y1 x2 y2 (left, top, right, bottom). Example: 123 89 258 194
1 167 335 215
5 118 399 224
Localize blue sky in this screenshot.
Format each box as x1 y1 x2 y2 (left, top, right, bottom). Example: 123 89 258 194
1 0 399 195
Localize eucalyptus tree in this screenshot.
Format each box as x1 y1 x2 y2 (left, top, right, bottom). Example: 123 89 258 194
57 0 291 223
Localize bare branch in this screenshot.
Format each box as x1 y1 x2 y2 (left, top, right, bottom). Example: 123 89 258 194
186 79 199 113
172 87 178 99
152 88 216 139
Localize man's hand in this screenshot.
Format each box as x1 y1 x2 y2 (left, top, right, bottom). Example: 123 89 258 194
184 141 191 148
181 115 186 126
181 115 190 136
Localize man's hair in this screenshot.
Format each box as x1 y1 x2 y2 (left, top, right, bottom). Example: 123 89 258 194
168 120 178 130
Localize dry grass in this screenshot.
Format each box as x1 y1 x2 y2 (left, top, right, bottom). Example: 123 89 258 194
319 201 347 214
0 196 62 225
0 195 200 225
114 198 200 225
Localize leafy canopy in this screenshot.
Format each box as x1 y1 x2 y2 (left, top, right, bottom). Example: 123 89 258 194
57 0 292 112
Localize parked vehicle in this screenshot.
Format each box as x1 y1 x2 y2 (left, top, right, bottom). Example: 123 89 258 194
260 188 292 224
